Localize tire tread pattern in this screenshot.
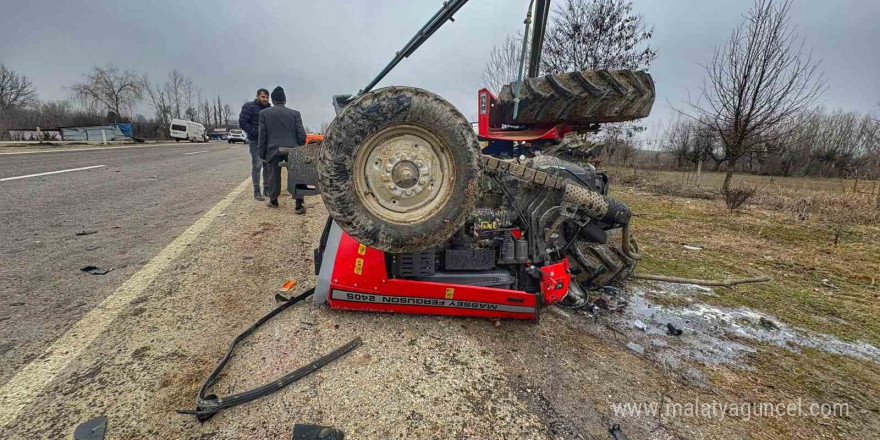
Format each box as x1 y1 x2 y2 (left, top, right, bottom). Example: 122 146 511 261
318 87 482 252
496 69 655 126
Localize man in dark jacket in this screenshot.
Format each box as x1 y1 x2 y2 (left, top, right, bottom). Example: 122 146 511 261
258 86 307 212
239 88 271 200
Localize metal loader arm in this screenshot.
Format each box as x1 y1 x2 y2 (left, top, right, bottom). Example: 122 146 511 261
335 0 550 113
528 0 551 78
359 0 471 96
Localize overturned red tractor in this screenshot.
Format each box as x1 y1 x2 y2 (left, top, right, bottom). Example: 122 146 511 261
286 0 655 320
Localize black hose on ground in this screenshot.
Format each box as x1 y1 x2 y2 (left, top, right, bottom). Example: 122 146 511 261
177 287 362 422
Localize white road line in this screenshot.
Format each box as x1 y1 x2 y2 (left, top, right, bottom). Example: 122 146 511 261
0 165 107 182
0 144 176 155
0 143 219 155
184 150 210 155
0 178 251 428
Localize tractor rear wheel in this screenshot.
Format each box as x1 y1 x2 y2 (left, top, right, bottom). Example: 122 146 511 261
568 231 639 288
318 86 483 252
495 70 655 126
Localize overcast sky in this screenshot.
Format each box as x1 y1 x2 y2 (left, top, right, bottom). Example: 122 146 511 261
1 0 878 133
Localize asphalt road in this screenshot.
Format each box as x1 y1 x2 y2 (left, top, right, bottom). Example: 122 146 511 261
0 142 250 385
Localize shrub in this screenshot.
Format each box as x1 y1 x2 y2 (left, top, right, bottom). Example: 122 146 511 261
722 184 757 210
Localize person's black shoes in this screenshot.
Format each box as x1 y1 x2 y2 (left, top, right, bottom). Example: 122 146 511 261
267 198 279 208
254 190 265 201
294 199 306 215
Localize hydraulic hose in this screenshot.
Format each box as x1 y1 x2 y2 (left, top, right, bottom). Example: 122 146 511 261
483 155 639 260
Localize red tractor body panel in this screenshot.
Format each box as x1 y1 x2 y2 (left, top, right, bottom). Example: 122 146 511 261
477 88 572 142
325 230 571 320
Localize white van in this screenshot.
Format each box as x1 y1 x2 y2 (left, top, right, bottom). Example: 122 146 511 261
170 119 207 143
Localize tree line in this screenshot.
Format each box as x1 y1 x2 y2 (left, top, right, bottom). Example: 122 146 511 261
482 0 879 187
660 109 880 181
0 63 237 139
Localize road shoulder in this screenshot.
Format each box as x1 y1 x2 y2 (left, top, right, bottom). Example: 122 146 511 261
5 188 549 439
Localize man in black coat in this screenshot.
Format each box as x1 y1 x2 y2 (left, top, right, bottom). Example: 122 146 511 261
258 86 307 212
239 88 271 200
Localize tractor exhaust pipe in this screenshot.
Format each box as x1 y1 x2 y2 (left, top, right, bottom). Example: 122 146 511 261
561 183 631 226
561 183 641 260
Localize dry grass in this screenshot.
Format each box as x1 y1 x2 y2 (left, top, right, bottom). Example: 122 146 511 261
607 181 879 346
607 167 880 225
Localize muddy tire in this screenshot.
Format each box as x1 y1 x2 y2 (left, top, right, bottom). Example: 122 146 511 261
495 70 655 126
568 231 638 287
318 86 482 252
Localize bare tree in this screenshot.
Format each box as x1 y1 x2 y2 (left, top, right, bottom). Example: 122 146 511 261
481 33 528 94
183 78 200 121
0 64 38 110
141 74 172 136
164 69 185 119
662 117 694 168
616 140 638 166
202 99 212 126
69 64 143 122
690 122 717 186
195 89 208 125
684 0 825 192
542 0 656 74
208 95 233 127
777 109 879 178
222 103 233 126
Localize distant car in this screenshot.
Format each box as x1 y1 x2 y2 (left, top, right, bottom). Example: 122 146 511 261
170 119 207 142
228 129 247 144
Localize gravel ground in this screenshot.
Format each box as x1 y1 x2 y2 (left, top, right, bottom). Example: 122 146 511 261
5 192 551 439
5 181 875 439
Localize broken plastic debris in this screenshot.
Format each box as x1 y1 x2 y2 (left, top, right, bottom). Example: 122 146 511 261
73 415 107 440
280 280 298 292
80 266 112 275
633 319 647 331
292 424 344 440
626 342 644 355
690 284 713 293
666 323 683 336
608 424 629 440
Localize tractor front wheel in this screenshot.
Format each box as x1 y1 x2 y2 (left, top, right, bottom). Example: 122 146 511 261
318 87 482 252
